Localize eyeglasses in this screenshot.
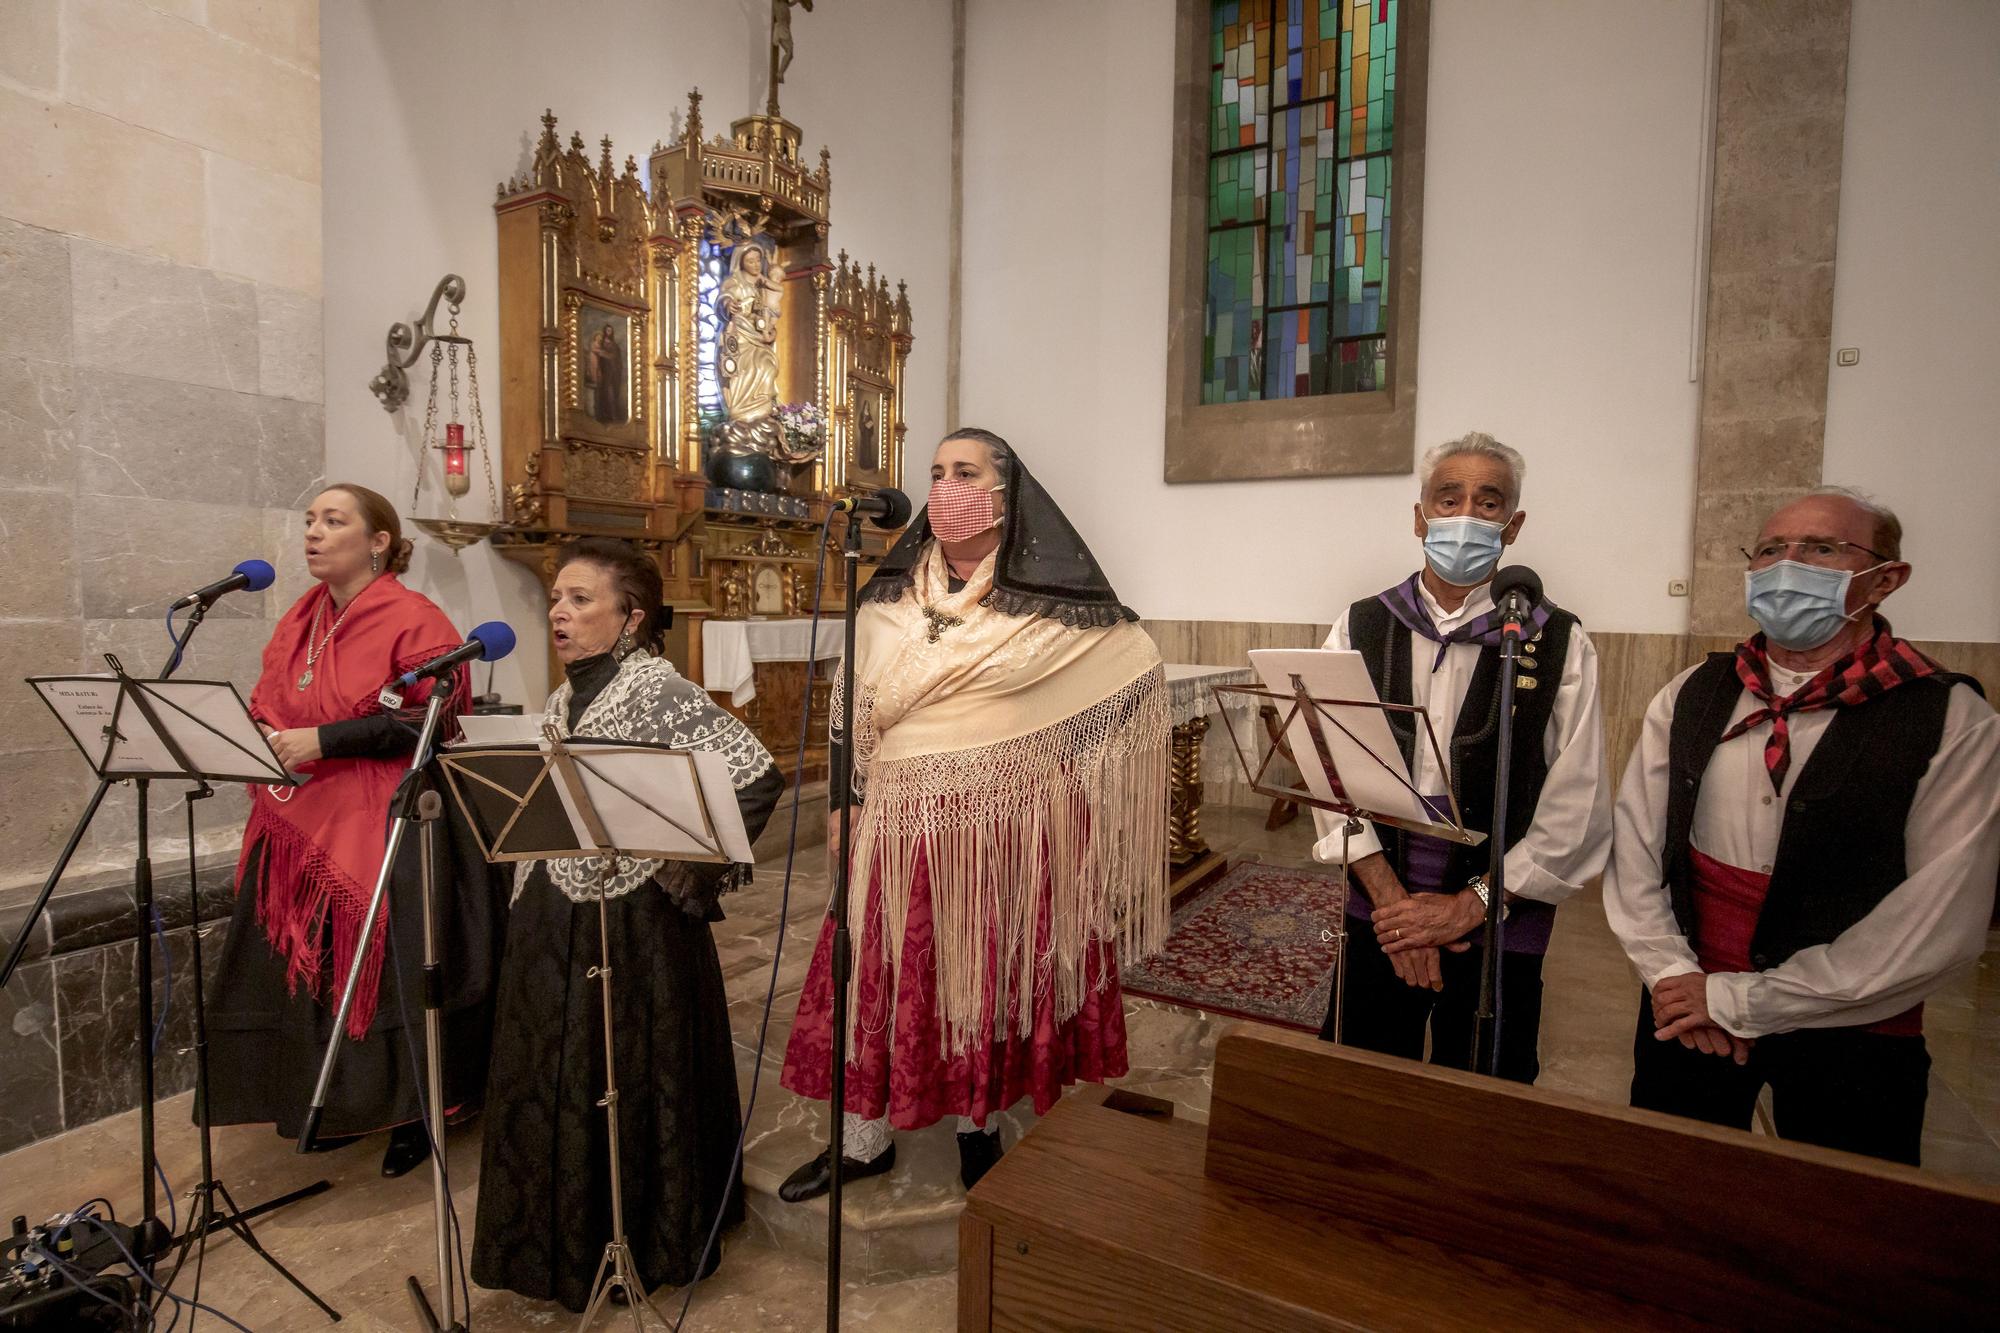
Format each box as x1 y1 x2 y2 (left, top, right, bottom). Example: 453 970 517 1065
1740 539 1892 568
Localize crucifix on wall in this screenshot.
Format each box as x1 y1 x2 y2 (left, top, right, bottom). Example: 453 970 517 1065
769 0 815 115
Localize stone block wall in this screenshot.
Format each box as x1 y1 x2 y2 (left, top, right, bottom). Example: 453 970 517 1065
0 0 325 891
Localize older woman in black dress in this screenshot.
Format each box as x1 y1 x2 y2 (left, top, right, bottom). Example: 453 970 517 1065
471 538 784 1310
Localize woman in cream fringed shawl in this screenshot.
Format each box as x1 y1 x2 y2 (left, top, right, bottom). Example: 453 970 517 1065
779 428 1169 1201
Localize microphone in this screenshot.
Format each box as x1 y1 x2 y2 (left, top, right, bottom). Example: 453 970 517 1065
1491 565 1543 635
830 487 913 529
171 558 275 611
395 621 516 688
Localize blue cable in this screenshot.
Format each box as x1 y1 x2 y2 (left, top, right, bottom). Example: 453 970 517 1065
148 905 178 1240
55 1203 255 1333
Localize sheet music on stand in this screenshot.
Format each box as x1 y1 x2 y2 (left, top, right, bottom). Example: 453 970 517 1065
29 669 296 785
437 735 754 867
1212 648 1486 847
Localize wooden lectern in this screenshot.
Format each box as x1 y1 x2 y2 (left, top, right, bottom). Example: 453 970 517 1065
959 1025 2000 1330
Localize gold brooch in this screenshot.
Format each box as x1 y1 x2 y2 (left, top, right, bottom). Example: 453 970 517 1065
921 605 964 643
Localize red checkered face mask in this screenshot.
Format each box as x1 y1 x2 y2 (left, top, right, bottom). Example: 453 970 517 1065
928 477 1001 543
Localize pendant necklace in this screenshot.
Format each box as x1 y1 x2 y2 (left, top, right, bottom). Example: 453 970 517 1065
298 595 355 690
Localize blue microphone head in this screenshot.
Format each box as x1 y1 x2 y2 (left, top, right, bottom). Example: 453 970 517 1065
234 558 276 591
470 621 516 662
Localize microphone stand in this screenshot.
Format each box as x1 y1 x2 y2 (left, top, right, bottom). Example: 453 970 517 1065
0 596 227 1266
822 510 864 1332
1471 590 1525 1077
297 687 452 1151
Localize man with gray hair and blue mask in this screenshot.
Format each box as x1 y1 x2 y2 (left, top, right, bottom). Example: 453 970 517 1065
1606 488 1998 1165
1311 431 1612 1082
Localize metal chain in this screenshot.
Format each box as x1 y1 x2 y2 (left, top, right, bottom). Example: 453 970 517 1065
414 338 443 509
464 341 499 520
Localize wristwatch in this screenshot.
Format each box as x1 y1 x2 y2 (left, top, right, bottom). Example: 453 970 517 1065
1468 874 1509 922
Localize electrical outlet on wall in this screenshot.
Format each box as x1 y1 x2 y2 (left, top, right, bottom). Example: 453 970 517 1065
1836 348 1860 366
1668 578 1690 597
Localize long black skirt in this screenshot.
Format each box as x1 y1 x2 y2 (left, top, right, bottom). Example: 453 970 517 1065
470 873 744 1311
203 775 506 1139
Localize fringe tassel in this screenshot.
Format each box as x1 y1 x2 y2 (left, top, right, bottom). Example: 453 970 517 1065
240 809 386 1039
845 668 1170 1058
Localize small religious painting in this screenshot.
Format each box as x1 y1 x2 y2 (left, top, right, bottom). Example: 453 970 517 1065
752 566 785 615
578 305 630 426
856 396 879 472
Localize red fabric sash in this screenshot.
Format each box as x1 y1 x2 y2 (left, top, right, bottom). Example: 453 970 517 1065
1688 846 1921 1038
236 575 468 1037
1721 619 1942 792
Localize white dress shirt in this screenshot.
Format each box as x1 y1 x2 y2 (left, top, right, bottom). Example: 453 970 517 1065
1604 661 2000 1038
1308 580 1613 907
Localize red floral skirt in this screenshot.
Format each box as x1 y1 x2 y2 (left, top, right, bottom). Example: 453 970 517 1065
780 846 1129 1130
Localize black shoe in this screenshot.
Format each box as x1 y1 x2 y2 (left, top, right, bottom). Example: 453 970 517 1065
777 1142 896 1203
957 1129 1002 1190
381 1122 433 1178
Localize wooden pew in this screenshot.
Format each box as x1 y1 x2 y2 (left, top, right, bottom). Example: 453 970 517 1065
959 1025 2000 1330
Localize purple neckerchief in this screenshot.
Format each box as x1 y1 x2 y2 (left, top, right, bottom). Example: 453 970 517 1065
1377 573 1553 673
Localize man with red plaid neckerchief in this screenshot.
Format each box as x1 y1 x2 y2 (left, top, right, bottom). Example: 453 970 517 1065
1606 489 1998 1165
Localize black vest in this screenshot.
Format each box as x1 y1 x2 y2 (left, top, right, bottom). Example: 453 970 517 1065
1662 654 1976 971
1347 595 1576 893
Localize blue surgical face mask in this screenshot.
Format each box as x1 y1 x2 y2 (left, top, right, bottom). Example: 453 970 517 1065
1422 516 1508 587
1743 559 1881 650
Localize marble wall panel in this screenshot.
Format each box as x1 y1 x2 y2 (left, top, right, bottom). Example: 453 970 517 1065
0 0 61 93
0 619 86 755
0 216 73 362
0 754 96 893
76 493 270 621
63 0 323 186
0 960 63 1154
256 285 325 404
207 0 322 74
0 356 77 493
74 370 263 507
50 922 223 1129
206 156 324 296
70 242 261 395
0 488 79 620
254 395 328 510
1689 0 1850 634
0 86 208 267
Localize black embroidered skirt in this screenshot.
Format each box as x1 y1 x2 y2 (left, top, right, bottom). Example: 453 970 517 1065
204 782 506 1139
470 870 744 1310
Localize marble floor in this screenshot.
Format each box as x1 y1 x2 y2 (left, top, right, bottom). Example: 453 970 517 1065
3 806 1996 1331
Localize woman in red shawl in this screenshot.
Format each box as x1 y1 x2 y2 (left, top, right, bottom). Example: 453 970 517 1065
204 484 489 1178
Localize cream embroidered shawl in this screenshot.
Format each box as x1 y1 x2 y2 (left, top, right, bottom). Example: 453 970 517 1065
840 543 1169 1055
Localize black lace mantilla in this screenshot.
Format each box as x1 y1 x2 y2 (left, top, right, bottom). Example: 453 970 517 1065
859 447 1139 624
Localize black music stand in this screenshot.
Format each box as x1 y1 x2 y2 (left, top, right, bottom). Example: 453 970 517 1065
437 732 752 1332
15 657 338 1321
1213 672 1484 1043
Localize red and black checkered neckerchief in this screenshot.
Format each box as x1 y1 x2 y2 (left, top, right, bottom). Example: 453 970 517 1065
1720 618 1942 791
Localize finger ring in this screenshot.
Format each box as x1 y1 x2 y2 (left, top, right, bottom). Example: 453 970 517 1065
1395 928 1403 941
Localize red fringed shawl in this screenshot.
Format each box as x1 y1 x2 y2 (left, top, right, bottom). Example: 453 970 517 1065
236 575 469 1038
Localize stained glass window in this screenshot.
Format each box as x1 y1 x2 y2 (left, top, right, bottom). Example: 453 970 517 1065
695 237 729 444
1203 0 1396 404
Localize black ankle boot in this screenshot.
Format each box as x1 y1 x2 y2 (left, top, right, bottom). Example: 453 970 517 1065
381 1121 433 1178
778 1142 896 1203
957 1128 1002 1190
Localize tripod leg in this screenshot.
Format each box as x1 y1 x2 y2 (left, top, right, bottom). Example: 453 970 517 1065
577 1248 616 1331
210 1181 342 1322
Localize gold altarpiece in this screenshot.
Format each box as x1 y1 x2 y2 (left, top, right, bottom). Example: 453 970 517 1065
491 95 913 781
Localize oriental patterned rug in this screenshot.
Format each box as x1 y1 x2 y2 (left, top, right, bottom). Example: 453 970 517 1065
1121 860 1347 1033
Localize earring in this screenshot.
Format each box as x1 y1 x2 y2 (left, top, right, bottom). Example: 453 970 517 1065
615 630 634 657
370 551 381 574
